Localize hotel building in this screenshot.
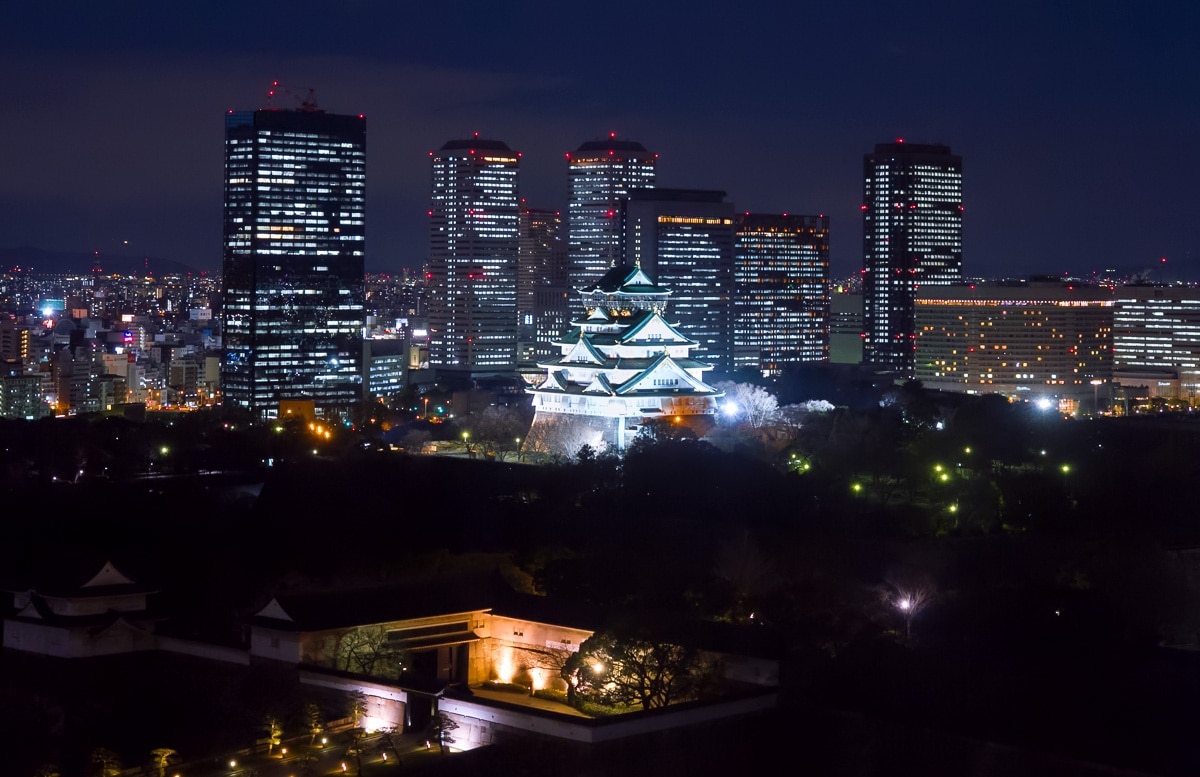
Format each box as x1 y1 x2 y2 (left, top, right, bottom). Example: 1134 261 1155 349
914 281 1114 407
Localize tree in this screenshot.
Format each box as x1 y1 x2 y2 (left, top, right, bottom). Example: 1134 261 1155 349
880 577 936 644
346 690 368 727
89 748 121 777
467 405 531 461
716 381 779 429
335 625 409 679
32 766 61 777
304 701 325 745
428 712 458 754
562 631 717 710
523 413 601 460
148 748 177 777
262 714 283 754
345 727 366 774
375 726 402 765
712 530 779 623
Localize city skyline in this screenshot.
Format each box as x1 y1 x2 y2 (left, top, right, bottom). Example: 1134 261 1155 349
3 2 1199 283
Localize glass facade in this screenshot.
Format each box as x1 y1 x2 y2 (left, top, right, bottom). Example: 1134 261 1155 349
862 141 963 377
517 206 568 368
622 189 735 370
220 108 366 420
567 136 656 290
427 137 520 377
734 214 830 375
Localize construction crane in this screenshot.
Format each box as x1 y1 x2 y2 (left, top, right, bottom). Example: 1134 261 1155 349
264 80 321 113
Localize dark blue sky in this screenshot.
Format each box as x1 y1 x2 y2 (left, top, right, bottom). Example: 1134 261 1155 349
3 1 1198 281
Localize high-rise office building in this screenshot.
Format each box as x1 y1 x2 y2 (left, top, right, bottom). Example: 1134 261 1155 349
621 188 736 371
862 140 963 378
427 136 520 380
517 205 568 370
567 134 657 290
734 213 830 375
1112 285 1200 400
220 105 366 420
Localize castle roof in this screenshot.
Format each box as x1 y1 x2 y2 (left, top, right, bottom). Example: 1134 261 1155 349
583 264 667 297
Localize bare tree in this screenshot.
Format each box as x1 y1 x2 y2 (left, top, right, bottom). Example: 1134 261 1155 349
375 726 402 765
881 577 936 644
716 381 779 428
467 405 531 461
713 530 779 623
524 413 602 460
335 625 409 679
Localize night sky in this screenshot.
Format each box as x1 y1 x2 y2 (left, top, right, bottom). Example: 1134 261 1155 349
3 1 1199 282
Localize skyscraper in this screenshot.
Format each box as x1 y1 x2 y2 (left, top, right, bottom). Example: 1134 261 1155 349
734 213 830 375
517 205 568 371
220 104 366 420
427 135 520 380
862 140 963 378
566 134 657 290
621 188 736 371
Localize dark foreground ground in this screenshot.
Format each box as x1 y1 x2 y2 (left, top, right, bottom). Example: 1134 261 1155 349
3 646 1196 777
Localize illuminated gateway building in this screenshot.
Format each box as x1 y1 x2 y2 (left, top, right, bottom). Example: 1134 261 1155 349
525 264 723 453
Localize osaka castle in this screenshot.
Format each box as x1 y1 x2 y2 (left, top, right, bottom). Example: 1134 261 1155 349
525 264 724 453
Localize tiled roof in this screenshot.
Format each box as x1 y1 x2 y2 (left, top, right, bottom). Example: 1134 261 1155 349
245 571 516 632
